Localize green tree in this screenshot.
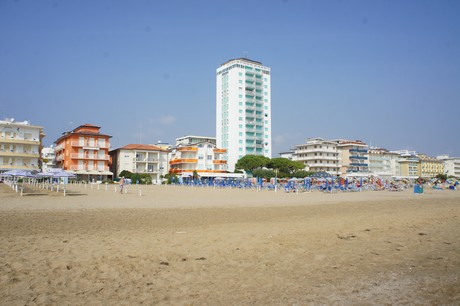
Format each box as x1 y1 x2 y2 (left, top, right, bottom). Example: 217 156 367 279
267 158 305 175
289 160 306 172
235 155 270 174
436 173 448 181
267 157 292 172
252 169 276 180
119 170 133 179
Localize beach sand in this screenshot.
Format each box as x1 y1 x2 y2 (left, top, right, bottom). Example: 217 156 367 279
1 183 459 305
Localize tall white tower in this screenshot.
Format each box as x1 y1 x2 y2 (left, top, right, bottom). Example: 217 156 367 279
216 58 272 172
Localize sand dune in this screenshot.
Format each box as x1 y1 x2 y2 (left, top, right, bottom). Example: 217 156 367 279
1 183 459 305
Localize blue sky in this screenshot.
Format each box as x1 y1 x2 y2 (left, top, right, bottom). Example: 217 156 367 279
1 0 459 157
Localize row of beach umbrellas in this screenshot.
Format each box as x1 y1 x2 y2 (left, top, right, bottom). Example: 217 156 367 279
1 168 76 179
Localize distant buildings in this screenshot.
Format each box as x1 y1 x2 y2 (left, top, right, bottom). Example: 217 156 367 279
109 144 169 184
54 123 113 181
0 118 44 172
286 137 450 179
292 137 340 175
216 58 272 172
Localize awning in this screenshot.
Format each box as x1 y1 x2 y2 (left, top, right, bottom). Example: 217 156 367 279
76 170 88 175
100 171 113 175
88 170 100 175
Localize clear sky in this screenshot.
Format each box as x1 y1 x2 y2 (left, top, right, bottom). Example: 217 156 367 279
1 0 459 157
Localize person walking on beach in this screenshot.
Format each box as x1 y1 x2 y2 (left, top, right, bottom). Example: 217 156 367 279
119 176 125 194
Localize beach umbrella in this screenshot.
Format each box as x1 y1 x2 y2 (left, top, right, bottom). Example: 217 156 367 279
46 169 76 178
8 170 32 177
53 171 76 178
1 170 20 177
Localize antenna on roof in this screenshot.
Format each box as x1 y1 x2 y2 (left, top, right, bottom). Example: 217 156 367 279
243 51 248 59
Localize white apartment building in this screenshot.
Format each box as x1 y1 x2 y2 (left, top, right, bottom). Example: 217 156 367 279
437 155 460 178
216 58 272 172
41 145 57 172
292 137 341 176
0 118 44 172
169 136 227 176
110 144 169 184
368 148 400 178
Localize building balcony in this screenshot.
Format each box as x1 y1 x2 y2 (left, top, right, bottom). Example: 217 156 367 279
349 148 368 153
0 137 40 145
70 142 109 149
305 163 340 168
170 158 198 165
295 155 338 162
213 148 226 153
70 153 109 161
350 155 368 160
350 163 369 167
213 160 227 164
135 158 159 163
0 164 40 170
176 147 198 152
0 151 39 158
69 165 109 171
295 148 338 154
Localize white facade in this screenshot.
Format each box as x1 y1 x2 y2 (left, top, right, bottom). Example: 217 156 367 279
368 148 400 178
176 135 216 146
169 140 227 175
0 118 43 172
216 58 272 172
437 155 460 178
292 137 341 175
41 145 57 172
110 144 169 184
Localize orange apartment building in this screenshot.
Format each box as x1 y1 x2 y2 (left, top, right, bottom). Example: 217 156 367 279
54 124 113 181
169 137 228 176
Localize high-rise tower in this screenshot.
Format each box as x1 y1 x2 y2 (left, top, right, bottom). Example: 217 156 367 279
216 58 272 172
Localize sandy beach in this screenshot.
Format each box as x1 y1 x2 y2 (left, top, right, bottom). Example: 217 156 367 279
1 183 459 305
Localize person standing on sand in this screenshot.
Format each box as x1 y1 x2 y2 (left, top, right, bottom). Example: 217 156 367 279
119 177 125 194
